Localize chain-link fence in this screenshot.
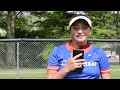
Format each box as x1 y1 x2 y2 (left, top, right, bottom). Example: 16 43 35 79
0 38 120 79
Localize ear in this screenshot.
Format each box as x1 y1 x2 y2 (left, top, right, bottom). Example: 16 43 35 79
89 29 92 36
69 33 72 38
69 29 72 38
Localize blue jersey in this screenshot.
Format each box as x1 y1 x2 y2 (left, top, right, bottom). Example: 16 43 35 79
47 42 111 79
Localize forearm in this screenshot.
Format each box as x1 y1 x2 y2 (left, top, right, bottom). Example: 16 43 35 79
50 66 71 79
101 73 111 79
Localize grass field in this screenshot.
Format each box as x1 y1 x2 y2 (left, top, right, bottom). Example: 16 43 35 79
0 65 120 79
0 73 46 79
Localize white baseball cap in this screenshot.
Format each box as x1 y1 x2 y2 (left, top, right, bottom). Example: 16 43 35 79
69 15 92 28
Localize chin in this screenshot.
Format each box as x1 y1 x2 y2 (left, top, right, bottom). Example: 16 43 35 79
75 38 85 44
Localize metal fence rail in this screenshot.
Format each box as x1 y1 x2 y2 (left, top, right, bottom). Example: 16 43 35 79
0 38 120 79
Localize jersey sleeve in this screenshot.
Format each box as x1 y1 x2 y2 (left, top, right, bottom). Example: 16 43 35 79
47 47 59 70
99 49 111 74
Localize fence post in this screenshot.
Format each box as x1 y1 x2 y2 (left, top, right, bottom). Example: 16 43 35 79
16 41 20 79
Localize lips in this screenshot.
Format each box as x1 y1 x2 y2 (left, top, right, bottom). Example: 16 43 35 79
75 35 83 39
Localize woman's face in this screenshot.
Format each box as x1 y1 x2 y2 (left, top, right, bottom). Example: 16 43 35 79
70 20 92 44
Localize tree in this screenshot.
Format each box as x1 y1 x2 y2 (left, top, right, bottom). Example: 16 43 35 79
5 11 16 67
6 11 16 38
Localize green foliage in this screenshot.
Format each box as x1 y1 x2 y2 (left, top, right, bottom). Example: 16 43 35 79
91 26 116 39
30 11 71 38
0 11 119 39
38 42 55 62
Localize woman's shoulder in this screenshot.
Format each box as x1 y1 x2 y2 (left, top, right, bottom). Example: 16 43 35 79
92 45 104 52
53 43 66 50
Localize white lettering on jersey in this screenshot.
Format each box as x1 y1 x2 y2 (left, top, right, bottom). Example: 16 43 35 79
59 60 97 67
59 60 67 66
84 62 96 66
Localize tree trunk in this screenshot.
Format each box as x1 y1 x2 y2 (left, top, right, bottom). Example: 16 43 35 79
7 11 15 38
5 11 16 67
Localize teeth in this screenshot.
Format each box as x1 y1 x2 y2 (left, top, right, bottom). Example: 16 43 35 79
76 36 82 39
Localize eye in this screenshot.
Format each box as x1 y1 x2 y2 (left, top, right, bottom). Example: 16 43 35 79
74 27 78 29
73 26 79 30
82 26 89 30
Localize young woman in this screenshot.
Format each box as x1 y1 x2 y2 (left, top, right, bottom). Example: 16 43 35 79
46 15 111 79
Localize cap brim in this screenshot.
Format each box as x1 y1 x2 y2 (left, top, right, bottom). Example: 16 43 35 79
69 16 92 28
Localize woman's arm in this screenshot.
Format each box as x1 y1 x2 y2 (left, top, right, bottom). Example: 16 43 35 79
46 66 71 79
46 53 84 79
101 73 111 79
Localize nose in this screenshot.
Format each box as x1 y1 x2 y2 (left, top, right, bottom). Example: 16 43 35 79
78 29 83 34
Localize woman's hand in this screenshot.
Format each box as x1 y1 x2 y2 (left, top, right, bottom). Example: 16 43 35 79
65 53 85 72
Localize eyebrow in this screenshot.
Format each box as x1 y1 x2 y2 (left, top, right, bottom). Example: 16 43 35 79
73 25 79 26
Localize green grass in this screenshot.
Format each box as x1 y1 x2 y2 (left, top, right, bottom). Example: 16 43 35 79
110 64 120 69
0 68 46 71
111 71 120 79
0 65 120 79
0 68 47 79
0 73 46 79
110 64 120 79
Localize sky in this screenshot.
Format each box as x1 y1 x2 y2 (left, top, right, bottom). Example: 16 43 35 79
0 28 6 36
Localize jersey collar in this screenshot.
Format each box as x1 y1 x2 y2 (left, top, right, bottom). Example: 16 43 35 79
65 41 92 53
